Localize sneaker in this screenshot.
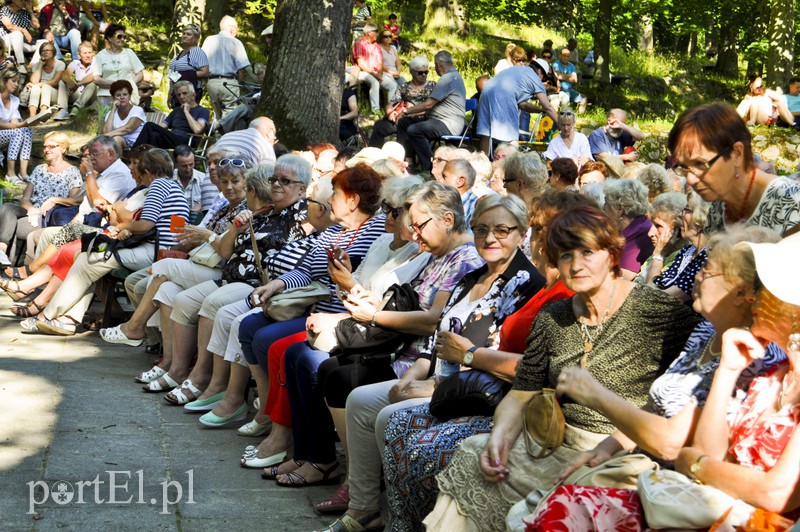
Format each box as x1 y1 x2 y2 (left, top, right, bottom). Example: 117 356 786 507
53 109 69 121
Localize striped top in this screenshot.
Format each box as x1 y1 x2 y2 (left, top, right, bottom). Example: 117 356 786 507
213 128 276 166
139 178 190 248
267 233 319 279
279 215 387 313
169 46 209 73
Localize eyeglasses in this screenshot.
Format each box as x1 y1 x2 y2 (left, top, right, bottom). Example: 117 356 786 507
381 200 402 218
681 207 693 216
269 175 304 187
43 144 60 150
502 178 517 185
697 264 724 283
473 225 518 239
409 217 433 234
307 197 326 209
673 147 732 178
542 55 552 59
381 34 393 38
219 158 247 168
431 156 448 164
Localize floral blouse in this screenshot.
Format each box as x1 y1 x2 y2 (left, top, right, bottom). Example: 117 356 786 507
705 176 800 237
729 361 800 471
219 199 307 288
28 163 82 208
391 80 437 106
205 198 246 235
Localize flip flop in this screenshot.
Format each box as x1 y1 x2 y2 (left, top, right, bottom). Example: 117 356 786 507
100 325 145 346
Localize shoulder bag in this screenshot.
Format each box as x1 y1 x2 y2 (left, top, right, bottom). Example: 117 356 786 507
429 370 510 421
188 233 225 269
522 388 566 459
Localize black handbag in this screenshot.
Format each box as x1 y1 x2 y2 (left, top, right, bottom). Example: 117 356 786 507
331 283 420 368
429 369 510 421
80 227 159 265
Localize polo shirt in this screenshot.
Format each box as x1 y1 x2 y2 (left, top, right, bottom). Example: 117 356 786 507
428 67 467 135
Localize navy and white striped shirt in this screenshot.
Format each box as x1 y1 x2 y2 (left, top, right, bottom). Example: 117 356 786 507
279 215 387 313
139 178 190 248
170 46 209 73
267 233 319 279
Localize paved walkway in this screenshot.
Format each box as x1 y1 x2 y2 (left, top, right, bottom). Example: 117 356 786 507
0 292 345 531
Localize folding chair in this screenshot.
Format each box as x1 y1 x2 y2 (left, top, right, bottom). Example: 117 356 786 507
187 108 216 171
434 98 478 149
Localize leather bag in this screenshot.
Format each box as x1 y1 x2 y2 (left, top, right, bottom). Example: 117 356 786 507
522 388 565 459
429 370 510 421
263 280 331 321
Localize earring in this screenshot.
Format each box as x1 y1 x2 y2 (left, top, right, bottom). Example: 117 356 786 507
789 333 800 352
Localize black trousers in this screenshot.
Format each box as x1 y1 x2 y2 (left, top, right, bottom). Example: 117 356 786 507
133 122 190 150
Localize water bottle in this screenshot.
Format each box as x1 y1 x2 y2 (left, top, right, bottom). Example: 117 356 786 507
436 317 462 380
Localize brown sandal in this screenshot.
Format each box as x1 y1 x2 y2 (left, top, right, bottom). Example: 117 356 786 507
10 299 44 318
0 278 28 301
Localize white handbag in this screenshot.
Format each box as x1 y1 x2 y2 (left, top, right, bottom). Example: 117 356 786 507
637 468 754 529
188 241 224 268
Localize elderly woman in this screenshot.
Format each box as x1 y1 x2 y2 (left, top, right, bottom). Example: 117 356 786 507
93 24 145 105
238 177 430 476
137 156 310 393
523 225 787 529
272 182 490 496
101 79 145 155
380 191 591 532
669 102 800 236
652 190 710 301
32 149 190 335
423 204 699 531
25 41 65 118
195 165 386 428
0 66 31 182
99 157 250 349
577 160 608 188
672 233 800 517
543 109 592 167
602 178 653 280
548 157 578 191
0 0 45 69
635 191 687 285
502 152 548 206
368 56 436 148
0 130 80 277
637 163 671 202
168 24 208 108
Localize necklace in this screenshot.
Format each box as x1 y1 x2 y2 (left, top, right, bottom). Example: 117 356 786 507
780 370 800 408
696 333 720 368
332 215 371 251
731 168 757 223
577 280 617 367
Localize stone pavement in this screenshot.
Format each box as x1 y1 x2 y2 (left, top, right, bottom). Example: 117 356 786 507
0 292 349 532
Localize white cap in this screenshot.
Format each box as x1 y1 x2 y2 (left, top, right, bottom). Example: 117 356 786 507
261 25 273 36
745 232 800 306
382 141 405 162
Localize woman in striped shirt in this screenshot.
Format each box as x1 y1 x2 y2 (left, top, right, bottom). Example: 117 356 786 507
35 149 190 335
168 24 209 108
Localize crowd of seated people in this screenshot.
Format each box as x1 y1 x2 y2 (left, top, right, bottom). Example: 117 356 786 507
1 6 800 531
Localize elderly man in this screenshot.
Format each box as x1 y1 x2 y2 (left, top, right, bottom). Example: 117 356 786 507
396 50 466 173
351 23 397 114
588 108 645 162
133 81 209 149
39 0 81 61
440 158 479 225
214 116 277 165
62 40 98 117
551 47 587 113
202 15 250 119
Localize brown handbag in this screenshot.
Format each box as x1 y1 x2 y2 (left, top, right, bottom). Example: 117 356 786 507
522 388 566 459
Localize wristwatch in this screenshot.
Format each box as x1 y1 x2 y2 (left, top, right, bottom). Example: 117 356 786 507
207 233 217 244
462 346 478 366
689 454 708 484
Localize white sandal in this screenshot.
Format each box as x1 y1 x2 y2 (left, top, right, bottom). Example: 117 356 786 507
134 365 167 384
142 373 179 393
100 325 144 347
164 379 202 405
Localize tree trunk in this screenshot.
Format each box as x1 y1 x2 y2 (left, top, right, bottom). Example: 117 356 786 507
766 0 795 88
592 0 613 86
258 0 352 149
173 0 206 39
423 0 468 36
715 20 739 76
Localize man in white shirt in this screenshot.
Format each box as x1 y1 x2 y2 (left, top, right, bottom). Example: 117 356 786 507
62 40 99 117
201 15 250 119
171 145 204 217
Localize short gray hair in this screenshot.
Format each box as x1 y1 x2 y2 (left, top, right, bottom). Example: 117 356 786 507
312 175 333 216
603 178 649 218
470 194 528 237
686 190 710 229
434 50 454 67
638 164 671 202
468 151 492 181
650 191 687 230
502 152 547 192
445 158 476 188
91 135 119 158
245 162 275 202
383 174 424 208
371 159 404 179
275 154 312 186
581 182 605 207
409 56 429 72
173 80 195 95
406 181 467 234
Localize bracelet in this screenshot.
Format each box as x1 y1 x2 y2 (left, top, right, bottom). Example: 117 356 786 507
369 311 378 327
689 454 708 484
651 254 664 262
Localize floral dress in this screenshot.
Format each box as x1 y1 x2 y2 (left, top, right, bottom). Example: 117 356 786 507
27 163 82 208
383 250 547 532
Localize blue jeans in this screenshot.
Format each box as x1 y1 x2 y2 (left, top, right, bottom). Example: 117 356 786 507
52 30 81 61
284 341 336 463
238 312 307 368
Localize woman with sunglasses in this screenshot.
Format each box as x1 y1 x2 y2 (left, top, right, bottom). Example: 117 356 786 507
669 102 800 237
368 55 436 148
133 155 311 393
379 30 404 86
317 192 542 531
93 23 145 105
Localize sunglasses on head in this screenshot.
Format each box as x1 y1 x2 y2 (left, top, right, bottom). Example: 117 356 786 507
219 158 247 168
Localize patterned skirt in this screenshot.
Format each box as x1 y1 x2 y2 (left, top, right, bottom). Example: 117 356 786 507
382 403 494 532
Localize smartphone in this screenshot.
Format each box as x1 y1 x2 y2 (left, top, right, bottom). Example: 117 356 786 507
170 215 186 233
326 245 340 262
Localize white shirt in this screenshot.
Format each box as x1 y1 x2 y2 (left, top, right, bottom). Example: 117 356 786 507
543 131 593 166
201 32 250 77
78 157 135 216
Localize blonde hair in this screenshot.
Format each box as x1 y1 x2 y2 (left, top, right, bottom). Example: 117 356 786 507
43 131 69 153
707 224 781 289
